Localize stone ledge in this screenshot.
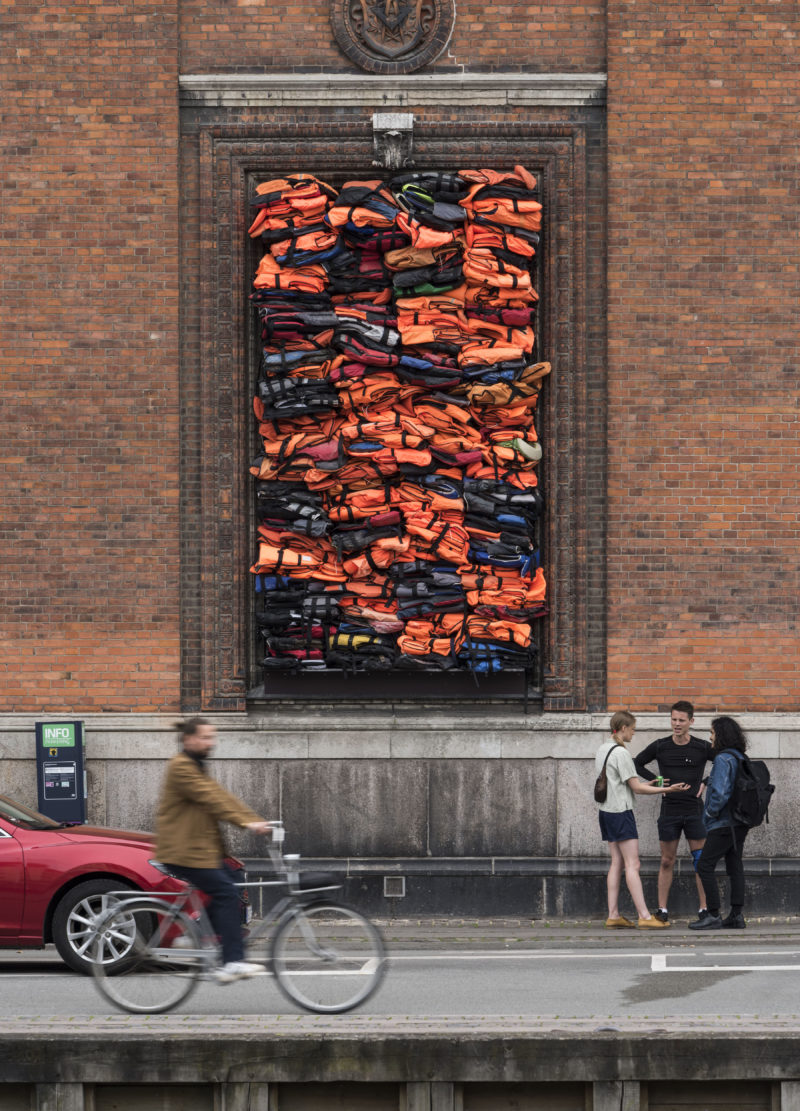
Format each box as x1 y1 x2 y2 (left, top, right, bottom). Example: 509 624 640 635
179 72 608 109
237 856 800 918
0 1021 799 1084
1 711 799 758
243 855 797 878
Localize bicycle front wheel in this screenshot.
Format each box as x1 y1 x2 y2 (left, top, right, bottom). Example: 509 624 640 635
92 900 204 1014
270 901 386 1013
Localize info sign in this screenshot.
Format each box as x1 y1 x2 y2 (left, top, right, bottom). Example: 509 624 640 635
34 720 86 824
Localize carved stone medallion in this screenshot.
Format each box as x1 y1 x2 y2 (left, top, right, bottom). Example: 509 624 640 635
331 0 455 74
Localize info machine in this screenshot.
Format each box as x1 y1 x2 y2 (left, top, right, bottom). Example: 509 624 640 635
35 720 86 824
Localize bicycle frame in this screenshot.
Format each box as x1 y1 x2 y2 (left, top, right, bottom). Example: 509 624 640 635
90 821 386 1015
94 821 342 971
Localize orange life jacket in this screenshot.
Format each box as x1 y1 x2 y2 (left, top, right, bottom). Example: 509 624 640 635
327 488 393 522
462 249 533 290
466 462 540 487
390 482 466 519
341 576 394 601
458 341 533 368
394 285 469 313
467 361 551 408
465 223 537 259
342 548 407 579
394 212 458 249
397 613 466 657
335 374 417 411
404 512 469 563
466 568 546 607
269 227 339 259
465 617 532 648
459 165 538 191
253 254 328 294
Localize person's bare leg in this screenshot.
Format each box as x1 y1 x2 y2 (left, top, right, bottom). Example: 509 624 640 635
658 839 678 909
688 836 707 909
607 841 623 918
619 838 651 919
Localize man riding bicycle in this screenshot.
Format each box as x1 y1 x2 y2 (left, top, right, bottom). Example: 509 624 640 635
155 717 274 983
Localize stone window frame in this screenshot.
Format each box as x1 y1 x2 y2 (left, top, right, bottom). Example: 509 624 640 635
184 118 605 712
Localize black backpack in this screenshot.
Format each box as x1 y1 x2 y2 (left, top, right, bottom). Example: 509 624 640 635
730 753 775 828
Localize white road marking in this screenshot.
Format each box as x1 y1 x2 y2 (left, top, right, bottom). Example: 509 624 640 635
703 950 800 957
386 951 646 961
281 968 373 976
651 954 800 973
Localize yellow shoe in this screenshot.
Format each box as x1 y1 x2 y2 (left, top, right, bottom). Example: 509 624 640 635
638 916 670 929
605 916 635 929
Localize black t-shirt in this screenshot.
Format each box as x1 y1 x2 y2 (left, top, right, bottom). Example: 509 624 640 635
633 735 715 812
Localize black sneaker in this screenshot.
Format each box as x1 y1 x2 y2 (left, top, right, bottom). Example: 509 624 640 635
697 908 710 920
720 912 746 929
688 913 722 931
654 908 669 923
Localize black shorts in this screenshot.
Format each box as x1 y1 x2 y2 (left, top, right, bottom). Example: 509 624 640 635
657 810 707 843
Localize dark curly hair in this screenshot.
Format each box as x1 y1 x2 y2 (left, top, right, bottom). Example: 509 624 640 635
711 715 747 753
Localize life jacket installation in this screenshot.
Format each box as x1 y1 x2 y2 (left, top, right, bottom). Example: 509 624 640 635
249 167 549 676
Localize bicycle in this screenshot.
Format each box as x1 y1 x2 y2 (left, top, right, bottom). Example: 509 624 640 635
89 821 386 1015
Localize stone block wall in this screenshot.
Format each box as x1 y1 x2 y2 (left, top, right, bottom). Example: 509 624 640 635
2 711 796 862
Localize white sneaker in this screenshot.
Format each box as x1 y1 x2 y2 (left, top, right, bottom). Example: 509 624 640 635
214 961 265 984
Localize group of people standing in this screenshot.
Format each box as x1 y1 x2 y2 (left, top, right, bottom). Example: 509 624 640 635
596 701 751 930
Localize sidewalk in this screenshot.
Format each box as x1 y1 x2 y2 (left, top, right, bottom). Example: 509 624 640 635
4 915 800 966
376 914 800 949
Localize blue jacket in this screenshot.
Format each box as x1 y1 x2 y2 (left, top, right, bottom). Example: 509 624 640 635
703 749 744 831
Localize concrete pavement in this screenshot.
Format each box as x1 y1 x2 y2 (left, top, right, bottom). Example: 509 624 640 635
4 920 800 1107
378 914 800 949
3 913 800 967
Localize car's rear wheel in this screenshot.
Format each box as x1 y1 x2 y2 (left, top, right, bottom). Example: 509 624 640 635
52 878 135 974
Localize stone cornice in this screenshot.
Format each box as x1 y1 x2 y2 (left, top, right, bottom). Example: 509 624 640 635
1 711 798 730
178 72 607 109
1 711 799 760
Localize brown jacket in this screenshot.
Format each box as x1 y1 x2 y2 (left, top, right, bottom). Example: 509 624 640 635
155 751 263 868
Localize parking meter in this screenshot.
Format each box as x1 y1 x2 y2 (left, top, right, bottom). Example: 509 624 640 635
35 721 86 824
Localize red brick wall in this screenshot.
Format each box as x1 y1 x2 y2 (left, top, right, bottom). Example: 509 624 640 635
0 1 181 711
606 1 800 710
3 0 798 714
178 0 605 74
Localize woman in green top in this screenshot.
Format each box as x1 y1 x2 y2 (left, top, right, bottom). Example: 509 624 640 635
597 711 689 929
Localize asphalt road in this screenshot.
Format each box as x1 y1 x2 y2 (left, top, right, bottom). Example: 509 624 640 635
3 921 800 1020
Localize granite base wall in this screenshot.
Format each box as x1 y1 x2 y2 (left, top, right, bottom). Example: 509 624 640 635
1 711 796 918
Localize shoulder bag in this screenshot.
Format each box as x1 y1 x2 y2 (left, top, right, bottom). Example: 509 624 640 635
594 744 619 804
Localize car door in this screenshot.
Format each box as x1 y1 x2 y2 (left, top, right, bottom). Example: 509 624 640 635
0 821 24 936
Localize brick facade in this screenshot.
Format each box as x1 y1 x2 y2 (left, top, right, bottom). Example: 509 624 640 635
178 0 605 74
0 1 181 712
606 1 800 710
1 2 797 713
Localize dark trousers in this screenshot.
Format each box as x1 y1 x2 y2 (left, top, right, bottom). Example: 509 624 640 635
697 824 748 914
167 864 244 964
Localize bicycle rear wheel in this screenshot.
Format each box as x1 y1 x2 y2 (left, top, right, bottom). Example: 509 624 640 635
91 900 204 1014
270 901 386 1013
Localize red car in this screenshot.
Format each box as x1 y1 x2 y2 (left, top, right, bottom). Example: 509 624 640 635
0 792 185 974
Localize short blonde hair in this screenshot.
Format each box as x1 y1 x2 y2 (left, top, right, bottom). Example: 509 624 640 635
610 710 636 734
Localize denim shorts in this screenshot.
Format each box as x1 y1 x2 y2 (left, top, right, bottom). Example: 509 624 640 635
598 808 638 843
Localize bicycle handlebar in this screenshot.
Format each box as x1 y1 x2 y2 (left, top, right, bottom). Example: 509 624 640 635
268 820 285 844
